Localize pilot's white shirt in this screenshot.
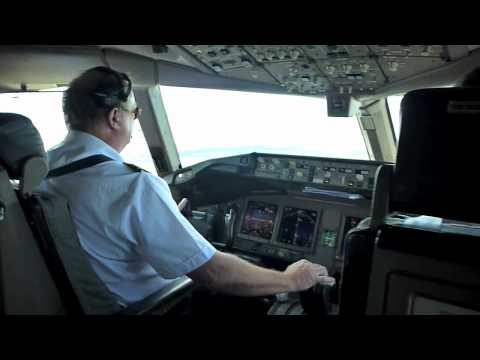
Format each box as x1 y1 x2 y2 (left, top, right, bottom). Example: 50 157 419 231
38 130 216 306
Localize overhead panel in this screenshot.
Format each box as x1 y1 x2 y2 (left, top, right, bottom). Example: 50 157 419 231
368 45 447 82
265 59 330 94
244 45 330 94
214 66 278 85
183 45 247 71
301 45 383 94
302 45 370 59
179 45 453 97
368 45 445 57
317 57 385 93
181 45 277 85
243 45 304 63
377 56 446 82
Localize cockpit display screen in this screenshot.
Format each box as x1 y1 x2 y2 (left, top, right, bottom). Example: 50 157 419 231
240 201 278 240
277 207 318 248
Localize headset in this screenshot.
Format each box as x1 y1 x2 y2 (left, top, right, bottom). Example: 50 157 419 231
89 67 132 108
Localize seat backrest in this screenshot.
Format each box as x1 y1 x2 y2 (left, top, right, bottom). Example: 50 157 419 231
25 193 122 314
392 87 480 223
0 113 65 314
365 88 480 314
0 113 122 315
338 165 392 315
339 226 376 315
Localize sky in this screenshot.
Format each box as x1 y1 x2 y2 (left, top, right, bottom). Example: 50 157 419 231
0 87 382 172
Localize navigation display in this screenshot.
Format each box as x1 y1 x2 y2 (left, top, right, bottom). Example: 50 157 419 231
240 201 278 240
277 207 318 248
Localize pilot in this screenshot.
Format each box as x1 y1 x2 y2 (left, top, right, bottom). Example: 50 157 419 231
39 66 335 310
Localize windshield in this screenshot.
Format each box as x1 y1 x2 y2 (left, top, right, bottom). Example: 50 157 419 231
159 86 369 167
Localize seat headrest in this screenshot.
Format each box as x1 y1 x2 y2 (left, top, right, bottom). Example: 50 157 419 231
391 87 480 223
0 112 47 180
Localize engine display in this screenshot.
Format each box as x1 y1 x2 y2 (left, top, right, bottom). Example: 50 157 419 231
277 207 318 248
240 201 278 240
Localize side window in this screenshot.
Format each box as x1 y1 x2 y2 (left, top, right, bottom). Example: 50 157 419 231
387 95 403 143
0 91 157 174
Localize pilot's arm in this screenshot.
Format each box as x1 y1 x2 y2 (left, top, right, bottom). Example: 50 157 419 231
131 173 335 297
188 252 334 297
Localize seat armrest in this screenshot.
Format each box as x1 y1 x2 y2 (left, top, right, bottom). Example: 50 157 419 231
118 276 195 315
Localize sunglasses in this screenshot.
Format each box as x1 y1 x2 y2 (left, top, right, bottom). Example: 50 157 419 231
120 105 142 120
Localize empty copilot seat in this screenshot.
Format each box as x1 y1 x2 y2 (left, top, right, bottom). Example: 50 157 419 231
0 113 193 315
366 88 480 314
340 87 480 315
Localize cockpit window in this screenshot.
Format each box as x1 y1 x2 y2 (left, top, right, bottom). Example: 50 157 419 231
0 91 158 174
387 95 403 143
159 86 370 167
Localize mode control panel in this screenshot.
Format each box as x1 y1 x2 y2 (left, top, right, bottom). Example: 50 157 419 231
254 155 378 191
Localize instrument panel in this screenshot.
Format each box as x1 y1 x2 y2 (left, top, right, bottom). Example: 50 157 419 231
169 152 382 271
229 194 369 271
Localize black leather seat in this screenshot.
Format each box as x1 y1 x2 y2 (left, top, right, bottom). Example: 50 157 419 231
339 163 393 315
0 113 65 314
340 87 480 315
366 88 480 314
339 226 376 315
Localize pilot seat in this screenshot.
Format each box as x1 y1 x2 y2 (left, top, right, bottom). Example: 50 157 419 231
339 87 480 315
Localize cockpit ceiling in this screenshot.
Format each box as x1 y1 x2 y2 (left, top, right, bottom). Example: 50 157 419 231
179 45 479 96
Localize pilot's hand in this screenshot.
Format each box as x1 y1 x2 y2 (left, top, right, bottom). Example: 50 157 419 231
284 259 336 292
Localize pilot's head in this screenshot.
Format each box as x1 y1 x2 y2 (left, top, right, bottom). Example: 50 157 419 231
63 66 141 152
460 67 480 87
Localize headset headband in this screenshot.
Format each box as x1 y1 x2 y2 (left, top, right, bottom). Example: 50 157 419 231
90 67 132 108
